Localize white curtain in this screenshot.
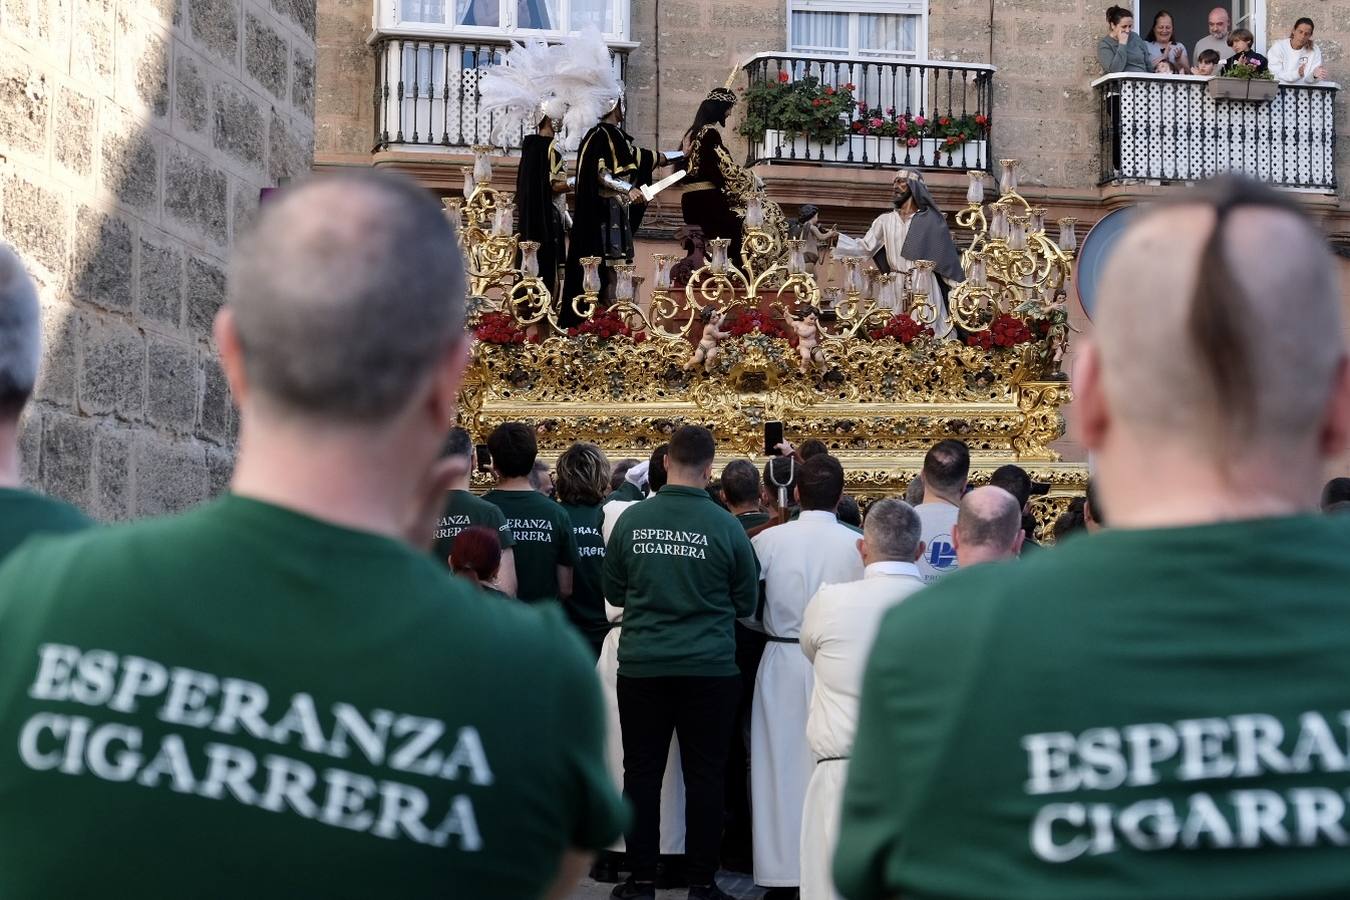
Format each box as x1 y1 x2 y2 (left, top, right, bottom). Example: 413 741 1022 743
859 13 917 58
402 0 446 23
570 0 613 32
517 0 558 29
456 0 500 26
791 11 849 54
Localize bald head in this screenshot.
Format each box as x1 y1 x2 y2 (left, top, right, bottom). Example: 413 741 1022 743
0 243 40 422
954 486 1023 566
227 171 465 423
1093 179 1343 462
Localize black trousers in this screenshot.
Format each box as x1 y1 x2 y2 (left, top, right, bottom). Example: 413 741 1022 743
617 673 741 886
723 623 766 866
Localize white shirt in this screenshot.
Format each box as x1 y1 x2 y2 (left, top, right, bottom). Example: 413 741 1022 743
1268 38 1324 83
752 510 864 638
801 562 925 760
915 500 960 583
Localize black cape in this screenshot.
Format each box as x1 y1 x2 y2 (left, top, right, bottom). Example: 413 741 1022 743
560 122 656 326
516 134 566 298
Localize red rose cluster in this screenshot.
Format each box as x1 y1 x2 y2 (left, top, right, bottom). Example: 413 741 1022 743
568 310 646 342
726 309 787 339
966 314 1035 349
868 313 932 344
476 311 527 345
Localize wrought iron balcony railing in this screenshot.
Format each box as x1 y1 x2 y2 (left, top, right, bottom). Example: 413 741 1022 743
373 35 629 152
740 52 995 172
1095 72 1340 192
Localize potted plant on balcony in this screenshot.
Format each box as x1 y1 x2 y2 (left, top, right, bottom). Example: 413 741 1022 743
850 108 989 166
1206 58 1277 101
740 73 856 157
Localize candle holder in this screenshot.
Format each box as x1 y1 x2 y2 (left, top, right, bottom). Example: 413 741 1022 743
786 238 806 276
1057 217 1078 252
472 145 494 185
614 263 636 302
1008 214 1029 252
745 195 766 230
462 167 475 200
708 238 730 274
518 240 540 279
966 170 987 205
999 158 1019 196
652 254 674 290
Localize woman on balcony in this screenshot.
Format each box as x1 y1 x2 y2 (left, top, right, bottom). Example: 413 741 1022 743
1269 17 1328 84
1144 10 1190 74
1097 5 1151 74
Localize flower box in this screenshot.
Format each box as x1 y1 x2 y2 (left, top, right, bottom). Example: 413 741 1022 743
1206 76 1278 102
763 128 988 168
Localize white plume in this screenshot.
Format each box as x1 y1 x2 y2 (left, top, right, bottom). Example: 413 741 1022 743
477 39 560 148
551 26 623 151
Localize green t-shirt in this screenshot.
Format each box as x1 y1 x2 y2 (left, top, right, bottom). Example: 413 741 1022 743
606 481 644 504
0 487 91 561
560 502 609 651
836 514 1350 900
603 485 759 678
431 489 516 567
736 510 770 532
482 489 576 603
0 495 625 898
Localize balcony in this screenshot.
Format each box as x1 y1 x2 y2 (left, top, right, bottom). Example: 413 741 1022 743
1095 73 1340 193
740 52 995 172
372 35 629 152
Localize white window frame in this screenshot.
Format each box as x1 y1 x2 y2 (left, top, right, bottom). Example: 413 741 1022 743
377 0 633 44
786 0 928 62
1132 0 1266 52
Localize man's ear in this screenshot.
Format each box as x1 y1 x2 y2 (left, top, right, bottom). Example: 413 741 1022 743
1012 530 1026 556
1075 340 1110 454
1318 354 1350 461
951 525 961 551
214 308 248 409
913 540 926 563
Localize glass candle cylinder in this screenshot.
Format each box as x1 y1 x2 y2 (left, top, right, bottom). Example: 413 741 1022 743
844 257 864 294
966 170 986 205
745 194 765 229
968 253 987 287
877 272 898 310
786 239 805 275
1029 206 1047 234
652 254 674 290
581 256 601 294
493 201 515 237
708 238 730 274
990 205 1008 242
472 145 493 184
1058 217 1078 252
1008 215 1028 252
443 198 464 233
462 167 475 200
519 240 540 278
999 158 1019 195
614 264 635 301
862 270 878 303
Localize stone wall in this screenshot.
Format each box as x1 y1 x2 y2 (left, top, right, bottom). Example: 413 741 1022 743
0 0 315 519
314 0 369 161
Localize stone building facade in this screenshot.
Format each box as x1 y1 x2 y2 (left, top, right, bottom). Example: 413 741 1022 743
0 0 315 517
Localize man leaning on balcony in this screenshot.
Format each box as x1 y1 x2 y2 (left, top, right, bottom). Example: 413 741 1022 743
1097 5 1151 74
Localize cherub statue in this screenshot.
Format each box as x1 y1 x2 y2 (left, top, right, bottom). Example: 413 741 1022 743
791 307 827 374
685 305 730 372
1045 291 1071 378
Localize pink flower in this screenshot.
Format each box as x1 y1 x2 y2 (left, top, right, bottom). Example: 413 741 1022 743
870 117 883 127
907 137 919 147
914 115 926 126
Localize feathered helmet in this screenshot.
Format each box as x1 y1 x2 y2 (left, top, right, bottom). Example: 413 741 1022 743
477 40 568 148
550 26 625 152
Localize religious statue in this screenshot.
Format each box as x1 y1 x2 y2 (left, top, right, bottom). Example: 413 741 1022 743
791 308 827 374
670 224 707 288
685 306 730 372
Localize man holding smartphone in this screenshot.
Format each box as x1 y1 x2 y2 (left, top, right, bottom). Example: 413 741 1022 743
433 426 518 596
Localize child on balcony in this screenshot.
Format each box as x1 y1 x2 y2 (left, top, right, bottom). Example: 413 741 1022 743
1192 49 1221 76
1221 29 1269 75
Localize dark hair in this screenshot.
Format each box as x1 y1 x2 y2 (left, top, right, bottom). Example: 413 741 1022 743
1053 498 1087 542
683 98 735 144
763 456 798 505
610 458 640 491
721 459 761 508
837 494 862 528
797 454 845 511
1145 9 1173 42
1197 48 1221 65
555 442 611 507
922 439 971 495
1084 478 1105 526
706 481 727 510
441 426 473 459
451 526 502 583
989 464 1032 509
487 422 537 478
1321 477 1350 510
798 438 830 461
1293 16 1314 34
668 425 716 469
1228 27 1254 46
648 444 670 492
1106 5 1132 26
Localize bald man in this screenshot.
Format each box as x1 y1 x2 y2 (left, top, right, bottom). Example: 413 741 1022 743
0 243 90 559
0 172 625 898
1193 6 1233 63
952 485 1023 567
834 177 1350 900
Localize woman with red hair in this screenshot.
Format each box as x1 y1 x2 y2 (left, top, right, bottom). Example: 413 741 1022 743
450 526 506 596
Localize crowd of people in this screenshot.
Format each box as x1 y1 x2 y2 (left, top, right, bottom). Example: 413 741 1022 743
0 169 1349 899
1098 5 1330 82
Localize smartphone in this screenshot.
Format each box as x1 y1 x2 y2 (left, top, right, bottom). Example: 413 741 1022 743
764 421 785 457
475 443 492 471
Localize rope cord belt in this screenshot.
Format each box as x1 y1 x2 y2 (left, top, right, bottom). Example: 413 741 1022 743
765 635 799 643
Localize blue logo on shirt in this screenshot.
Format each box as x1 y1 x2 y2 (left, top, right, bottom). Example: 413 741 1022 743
927 536 957 570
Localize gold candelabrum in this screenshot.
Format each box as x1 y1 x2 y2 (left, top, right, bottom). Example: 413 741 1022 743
455 152 1086 519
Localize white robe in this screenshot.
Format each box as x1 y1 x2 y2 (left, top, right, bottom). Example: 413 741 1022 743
598 496 686 855
798 562 926 900
836 209 955 338
750 511 865 887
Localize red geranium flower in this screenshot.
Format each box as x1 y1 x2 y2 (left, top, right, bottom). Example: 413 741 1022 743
914 115 926 127
907 137 919 147
843 82 855 90
778 70 791 83
975 113 989 126
824 85 835 95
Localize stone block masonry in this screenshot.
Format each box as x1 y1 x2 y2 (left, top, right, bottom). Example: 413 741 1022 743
0 0 315 519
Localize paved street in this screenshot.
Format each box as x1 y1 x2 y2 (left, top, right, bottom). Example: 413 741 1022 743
569 873 766 899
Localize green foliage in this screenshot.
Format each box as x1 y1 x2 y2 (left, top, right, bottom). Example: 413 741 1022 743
738 73 856 145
